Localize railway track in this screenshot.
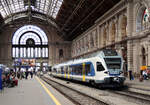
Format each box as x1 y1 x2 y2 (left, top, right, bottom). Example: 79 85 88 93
128 86 150 92
41 75 150 105
40 76 109 105
109 90 150 105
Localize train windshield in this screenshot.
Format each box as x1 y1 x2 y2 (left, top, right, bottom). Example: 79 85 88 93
104 58 121 69
97 62 105 71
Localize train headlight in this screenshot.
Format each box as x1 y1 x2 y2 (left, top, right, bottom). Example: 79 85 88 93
119 71 123 74
104 71 109 74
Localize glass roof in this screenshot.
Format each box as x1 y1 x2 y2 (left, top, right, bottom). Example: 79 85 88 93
0 0 63 19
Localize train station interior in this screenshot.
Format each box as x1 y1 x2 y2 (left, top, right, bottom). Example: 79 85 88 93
0 0 150 77
1 0 150 105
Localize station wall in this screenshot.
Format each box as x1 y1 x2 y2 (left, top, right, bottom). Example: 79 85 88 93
71 0 150 77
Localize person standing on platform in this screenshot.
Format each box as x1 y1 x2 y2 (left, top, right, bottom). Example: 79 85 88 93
30 67 33 78
17 71 21 79
129 70 133 80
139 66 147 82
25 68 29 79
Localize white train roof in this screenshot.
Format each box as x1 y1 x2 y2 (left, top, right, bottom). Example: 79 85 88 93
52 49 122 68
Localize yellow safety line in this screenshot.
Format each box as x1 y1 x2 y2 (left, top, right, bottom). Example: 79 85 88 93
36 77 61 105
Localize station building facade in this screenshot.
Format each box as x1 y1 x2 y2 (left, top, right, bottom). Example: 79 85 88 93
71 0 150 77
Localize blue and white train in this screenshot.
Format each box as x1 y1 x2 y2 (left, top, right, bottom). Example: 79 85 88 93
51 49 126 87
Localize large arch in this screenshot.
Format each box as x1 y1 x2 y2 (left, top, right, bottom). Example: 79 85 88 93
12 25 49 59
12 25 48 45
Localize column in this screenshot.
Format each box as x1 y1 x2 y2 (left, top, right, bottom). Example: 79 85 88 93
97 26 100 48
127 0 134 71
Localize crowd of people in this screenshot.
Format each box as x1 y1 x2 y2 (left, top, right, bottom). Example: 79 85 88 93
139 66 150 81
16 67 34 80
128 66 150 81
2 67 35 88
2 69 18 88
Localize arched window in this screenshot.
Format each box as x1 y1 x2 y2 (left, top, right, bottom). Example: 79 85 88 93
142 8 149 29
136 7 149 32
12 25 48 59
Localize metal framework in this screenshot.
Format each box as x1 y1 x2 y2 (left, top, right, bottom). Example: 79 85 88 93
56 0 121 40
0 0 121 41
0 0 63 19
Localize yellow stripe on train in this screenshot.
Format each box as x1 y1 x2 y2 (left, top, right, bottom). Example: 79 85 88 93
68 66 70 79
83 63 85 82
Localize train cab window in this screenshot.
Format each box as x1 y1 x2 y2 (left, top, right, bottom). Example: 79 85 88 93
97 62 105 71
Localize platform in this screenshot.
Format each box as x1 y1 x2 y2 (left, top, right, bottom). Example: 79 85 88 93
125 77 150 89
0 76 75 105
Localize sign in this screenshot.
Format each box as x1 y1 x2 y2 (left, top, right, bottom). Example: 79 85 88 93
14 59 35 67
140 66 147 70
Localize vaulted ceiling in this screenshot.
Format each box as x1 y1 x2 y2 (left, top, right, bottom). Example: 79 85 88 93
0 0 121 41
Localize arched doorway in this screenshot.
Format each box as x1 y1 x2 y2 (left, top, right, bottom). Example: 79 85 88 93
12 25 49 72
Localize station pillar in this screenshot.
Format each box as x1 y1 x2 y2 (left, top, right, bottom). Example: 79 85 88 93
0 68 2 90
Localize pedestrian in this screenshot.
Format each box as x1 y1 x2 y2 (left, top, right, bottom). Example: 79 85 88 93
25 69 29 79
129 70 134 80
30 67 33 78
143 70 148 80
139 66 146 82
17 71 21 79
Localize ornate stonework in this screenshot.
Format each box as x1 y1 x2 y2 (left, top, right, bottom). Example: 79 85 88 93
71 0 150 76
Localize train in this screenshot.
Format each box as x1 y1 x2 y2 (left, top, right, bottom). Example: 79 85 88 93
51 49 126 88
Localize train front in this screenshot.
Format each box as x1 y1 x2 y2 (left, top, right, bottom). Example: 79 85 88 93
100 49 126 86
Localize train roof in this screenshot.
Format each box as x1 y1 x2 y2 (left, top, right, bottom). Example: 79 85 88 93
52 49 122 68
53 56 101 68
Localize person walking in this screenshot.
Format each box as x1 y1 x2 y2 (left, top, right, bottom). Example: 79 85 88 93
129 70 134 80
30 67 33 78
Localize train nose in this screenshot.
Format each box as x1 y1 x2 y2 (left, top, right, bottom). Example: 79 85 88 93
113 77 126 83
